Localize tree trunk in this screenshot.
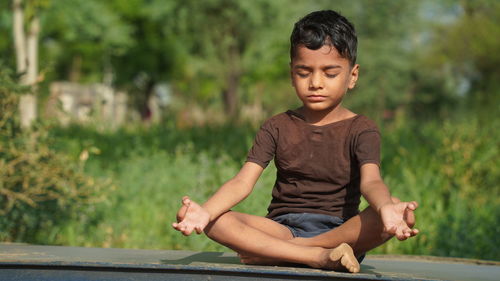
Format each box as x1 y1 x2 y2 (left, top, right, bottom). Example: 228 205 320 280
26 14 39 85
13 0 26 77
69 55 82 82
221 46 241 118
222 72 239 118
13 0 39 128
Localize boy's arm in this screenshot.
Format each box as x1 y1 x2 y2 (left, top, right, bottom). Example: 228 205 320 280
172 161 264 235
360 163 419 240
203 161 264 220
359 163 392 210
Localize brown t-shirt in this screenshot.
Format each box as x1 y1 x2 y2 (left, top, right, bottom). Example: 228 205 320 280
246 110 381 220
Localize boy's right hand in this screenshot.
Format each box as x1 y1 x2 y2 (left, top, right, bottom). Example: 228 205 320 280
379 201 419 241
172 196 210 236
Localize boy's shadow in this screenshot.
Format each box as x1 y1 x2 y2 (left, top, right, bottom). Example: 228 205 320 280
160 251 377 275
161 252 241 265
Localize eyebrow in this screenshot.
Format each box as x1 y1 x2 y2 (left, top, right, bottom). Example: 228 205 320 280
294 64 342 70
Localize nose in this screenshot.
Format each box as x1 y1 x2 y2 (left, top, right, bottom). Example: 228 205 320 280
309 72 323 89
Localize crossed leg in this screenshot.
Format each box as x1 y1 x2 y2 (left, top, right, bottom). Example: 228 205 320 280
177 197 414 273
204 210 360 272
238 197 416 265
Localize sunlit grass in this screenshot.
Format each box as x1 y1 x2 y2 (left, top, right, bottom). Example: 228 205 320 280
48 117 499 261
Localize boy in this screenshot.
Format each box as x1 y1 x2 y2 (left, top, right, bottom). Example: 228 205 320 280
172 10 418 273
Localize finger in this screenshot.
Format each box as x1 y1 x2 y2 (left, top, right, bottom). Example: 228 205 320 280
404 207 416 228
397 233 408 241
407 201 418 210
182 204 190 218
195 226 203 234
182 226 194 236
411 228 419 236
182 197 191 207
395 227 408 241
401 225 415 239
172 222 185 232
177 196 192 222
395 231 404 240
176 204 189 222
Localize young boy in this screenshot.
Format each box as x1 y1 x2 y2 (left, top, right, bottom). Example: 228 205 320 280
172 10 419 273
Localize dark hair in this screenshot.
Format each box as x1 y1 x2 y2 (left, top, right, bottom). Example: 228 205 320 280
290 10 357 66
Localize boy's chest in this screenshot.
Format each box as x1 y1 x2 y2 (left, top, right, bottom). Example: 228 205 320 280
275 125 353 183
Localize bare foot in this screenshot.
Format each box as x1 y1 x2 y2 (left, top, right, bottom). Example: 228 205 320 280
322 243 360 273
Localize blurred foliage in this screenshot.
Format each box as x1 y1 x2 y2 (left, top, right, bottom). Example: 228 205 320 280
0 0 499 261
421 0 500 116
41 0 134 83
46 116 500 260
2 0 499 120
375 116 500 260
0 64 110 243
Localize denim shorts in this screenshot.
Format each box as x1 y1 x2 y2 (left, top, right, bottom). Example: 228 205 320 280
271 212 345 238
271 212 365 263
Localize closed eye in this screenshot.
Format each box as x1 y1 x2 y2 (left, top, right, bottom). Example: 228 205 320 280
296 72 310 78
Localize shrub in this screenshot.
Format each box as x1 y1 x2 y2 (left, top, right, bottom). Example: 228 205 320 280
0 65 109 243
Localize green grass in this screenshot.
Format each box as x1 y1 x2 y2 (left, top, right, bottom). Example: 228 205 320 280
45 117 499 261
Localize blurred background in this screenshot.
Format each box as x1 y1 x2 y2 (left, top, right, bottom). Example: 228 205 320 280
0 0 498 260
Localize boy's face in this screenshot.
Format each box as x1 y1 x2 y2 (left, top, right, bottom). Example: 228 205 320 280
290 45 358 113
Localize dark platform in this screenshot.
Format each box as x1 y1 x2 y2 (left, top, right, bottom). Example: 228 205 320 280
0 244 498 280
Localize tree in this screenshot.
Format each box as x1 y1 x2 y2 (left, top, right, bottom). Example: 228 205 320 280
425 0 500 112
0 62 107 243
167 0 292 117
42 0 133 84
339 0 423 119
12 0 44 128
105 0 177 120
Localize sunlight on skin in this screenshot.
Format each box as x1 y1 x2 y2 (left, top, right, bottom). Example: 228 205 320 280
172 196 210 236
381 201 419 240
170 13 421 271
173 196 361 273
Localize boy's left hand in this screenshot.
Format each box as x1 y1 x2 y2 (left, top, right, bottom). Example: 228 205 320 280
172 196 210 236
380 201 419 241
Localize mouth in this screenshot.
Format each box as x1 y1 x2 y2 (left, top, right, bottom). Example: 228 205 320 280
306 95 327 102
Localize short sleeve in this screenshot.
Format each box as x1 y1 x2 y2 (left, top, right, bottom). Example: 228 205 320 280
246 119 277 168
355 129 381 167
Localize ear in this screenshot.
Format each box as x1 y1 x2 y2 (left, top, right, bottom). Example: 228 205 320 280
348 64 359 89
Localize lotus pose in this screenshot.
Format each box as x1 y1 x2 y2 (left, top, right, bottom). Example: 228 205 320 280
173 10 419 273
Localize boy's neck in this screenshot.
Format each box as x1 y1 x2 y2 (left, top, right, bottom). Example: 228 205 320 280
297 106 356 126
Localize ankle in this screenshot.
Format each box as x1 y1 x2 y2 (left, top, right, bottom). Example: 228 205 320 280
308 248 330 269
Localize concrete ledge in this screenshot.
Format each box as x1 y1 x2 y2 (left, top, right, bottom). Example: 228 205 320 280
1 244 498 280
